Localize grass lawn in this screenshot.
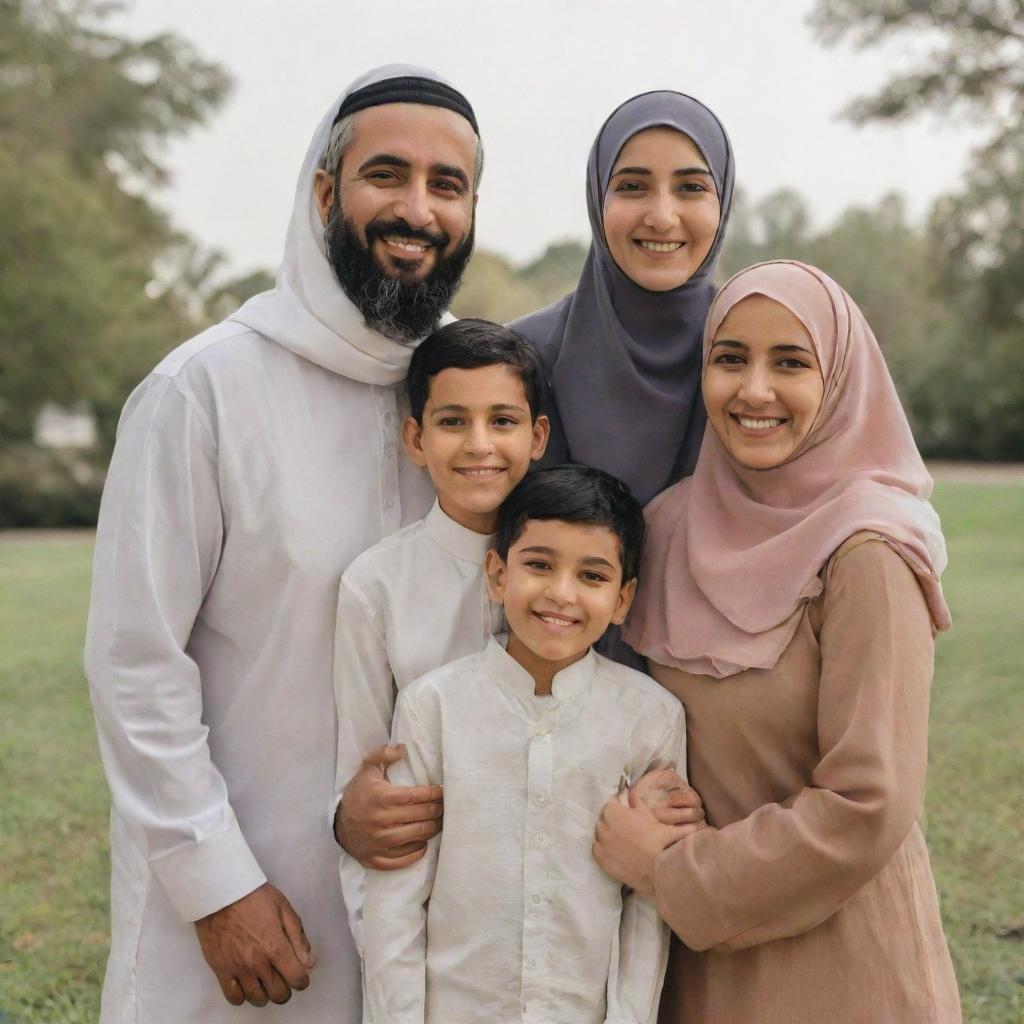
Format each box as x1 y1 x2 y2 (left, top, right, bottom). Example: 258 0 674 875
1 483 1022 1023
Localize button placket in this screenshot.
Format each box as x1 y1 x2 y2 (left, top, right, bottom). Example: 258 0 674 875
522 713 554 1010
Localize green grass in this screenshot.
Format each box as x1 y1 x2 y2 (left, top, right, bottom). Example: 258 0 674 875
1 484 1022 1022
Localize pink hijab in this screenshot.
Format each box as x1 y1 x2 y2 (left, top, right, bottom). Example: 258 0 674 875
624 260 951 679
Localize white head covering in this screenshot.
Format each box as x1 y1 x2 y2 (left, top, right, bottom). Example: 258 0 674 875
231 64 466 385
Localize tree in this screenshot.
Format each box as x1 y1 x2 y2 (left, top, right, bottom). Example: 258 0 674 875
810 0 1024 459
0 0 231 441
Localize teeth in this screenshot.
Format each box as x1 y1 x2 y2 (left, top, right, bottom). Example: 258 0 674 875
639 241 683 253
458 468 503 478
384 236 428 253
538 614 575 626
738 416 783 430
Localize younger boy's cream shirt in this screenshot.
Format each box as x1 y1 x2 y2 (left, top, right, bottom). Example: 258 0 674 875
363 637 685 1024
334 499 502 945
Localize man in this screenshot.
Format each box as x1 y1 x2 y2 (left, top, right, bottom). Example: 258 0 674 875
85 64 480 1021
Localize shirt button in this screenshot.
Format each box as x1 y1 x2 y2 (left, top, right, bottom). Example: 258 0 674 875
534 728 549 740
531 894 542 905
525 957 537 969
383 444 397 459
536 793 547 805
535 833 548 847
382 410 395 426
383 497 394 510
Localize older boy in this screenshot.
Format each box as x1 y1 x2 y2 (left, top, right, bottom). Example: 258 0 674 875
362 466 697 1024
334 319 549 947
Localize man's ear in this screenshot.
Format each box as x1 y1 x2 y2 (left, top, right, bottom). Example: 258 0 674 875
313 168 334 226
531 414 551 461
483 548 507 604
402 416 428 467
610 577 637 626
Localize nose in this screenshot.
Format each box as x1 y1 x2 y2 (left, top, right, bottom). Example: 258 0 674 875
463 420 495 456
393 178 434 230
738 364 775 406
643 189 679 234
544 571 576 607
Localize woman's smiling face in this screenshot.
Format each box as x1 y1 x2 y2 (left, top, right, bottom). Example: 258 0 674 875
703 294 825 470
602 127 720 292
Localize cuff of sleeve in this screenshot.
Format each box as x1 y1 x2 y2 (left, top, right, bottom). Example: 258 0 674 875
149 816 267 922
653 830 732 952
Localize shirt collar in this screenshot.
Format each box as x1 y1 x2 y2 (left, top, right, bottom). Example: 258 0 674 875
482 634 596 704
426 499 495 564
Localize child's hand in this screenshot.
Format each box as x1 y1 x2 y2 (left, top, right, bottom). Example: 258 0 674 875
334 744 444 870
629 768 706 829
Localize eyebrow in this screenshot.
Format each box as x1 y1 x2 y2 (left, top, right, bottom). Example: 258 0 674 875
519 546 617 570
357 154 469 189
611 165 712 178
431 403 529 415
711 339 817 356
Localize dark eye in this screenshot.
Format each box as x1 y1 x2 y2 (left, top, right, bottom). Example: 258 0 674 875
433 179 465 195
615 181 645 193
581 570 610 583
524 559 551 571
678 181 709 194
713 352 744 365
437 416 464 427
493 416 518 427
779 357 812 370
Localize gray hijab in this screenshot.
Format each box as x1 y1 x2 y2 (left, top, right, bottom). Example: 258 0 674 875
512 91 734 505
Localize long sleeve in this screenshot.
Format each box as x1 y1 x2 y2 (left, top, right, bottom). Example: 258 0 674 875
334 576 395 952
361 695 441 1024
605 708 685 1024
653 540 934 953
84 375 265 923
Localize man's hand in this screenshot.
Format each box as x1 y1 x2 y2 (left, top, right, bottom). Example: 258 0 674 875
195 882 317 1007
630 768 707 827
334 743 444 870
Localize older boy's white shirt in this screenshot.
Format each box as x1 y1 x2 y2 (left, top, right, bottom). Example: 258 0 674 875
362 636 685 1024
334 499 502 947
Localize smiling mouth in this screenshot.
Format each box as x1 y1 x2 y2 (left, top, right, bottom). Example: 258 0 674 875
731 413 786 432
454 467 505 479
635 240 684 253
533 611 579 630
381 235 433 256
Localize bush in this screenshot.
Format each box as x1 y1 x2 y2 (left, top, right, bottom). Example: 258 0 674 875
0 444 103 529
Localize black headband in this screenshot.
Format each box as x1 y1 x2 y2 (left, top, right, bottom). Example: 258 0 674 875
333 76 479 135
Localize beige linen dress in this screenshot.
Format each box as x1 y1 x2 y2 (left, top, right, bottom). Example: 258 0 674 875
650 535 961 1023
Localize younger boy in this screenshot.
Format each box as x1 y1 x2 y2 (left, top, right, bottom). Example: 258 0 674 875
334 319 549 947
362 466 689 1024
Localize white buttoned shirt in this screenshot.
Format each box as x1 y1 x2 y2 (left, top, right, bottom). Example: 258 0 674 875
333 499 503 946
362 637 686 1024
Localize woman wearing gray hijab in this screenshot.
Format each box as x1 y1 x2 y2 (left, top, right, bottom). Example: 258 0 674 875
513 91 735 506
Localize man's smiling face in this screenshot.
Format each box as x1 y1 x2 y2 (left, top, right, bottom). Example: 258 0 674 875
313 102 477 340
321 103 476 276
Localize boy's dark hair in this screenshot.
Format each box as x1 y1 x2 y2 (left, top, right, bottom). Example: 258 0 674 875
495 464 645 582
406 318 544 424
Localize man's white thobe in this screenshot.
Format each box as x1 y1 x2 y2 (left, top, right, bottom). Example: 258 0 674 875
84 64 455 1024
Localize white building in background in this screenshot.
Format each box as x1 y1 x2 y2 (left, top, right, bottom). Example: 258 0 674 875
34 402 97 449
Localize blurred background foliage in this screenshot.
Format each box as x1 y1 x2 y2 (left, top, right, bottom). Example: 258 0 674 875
1 0 1022 528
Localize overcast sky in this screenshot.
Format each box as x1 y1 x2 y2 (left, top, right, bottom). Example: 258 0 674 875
115 0 977 278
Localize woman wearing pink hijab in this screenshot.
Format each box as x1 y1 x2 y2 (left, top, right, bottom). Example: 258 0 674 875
592 261 961 1022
